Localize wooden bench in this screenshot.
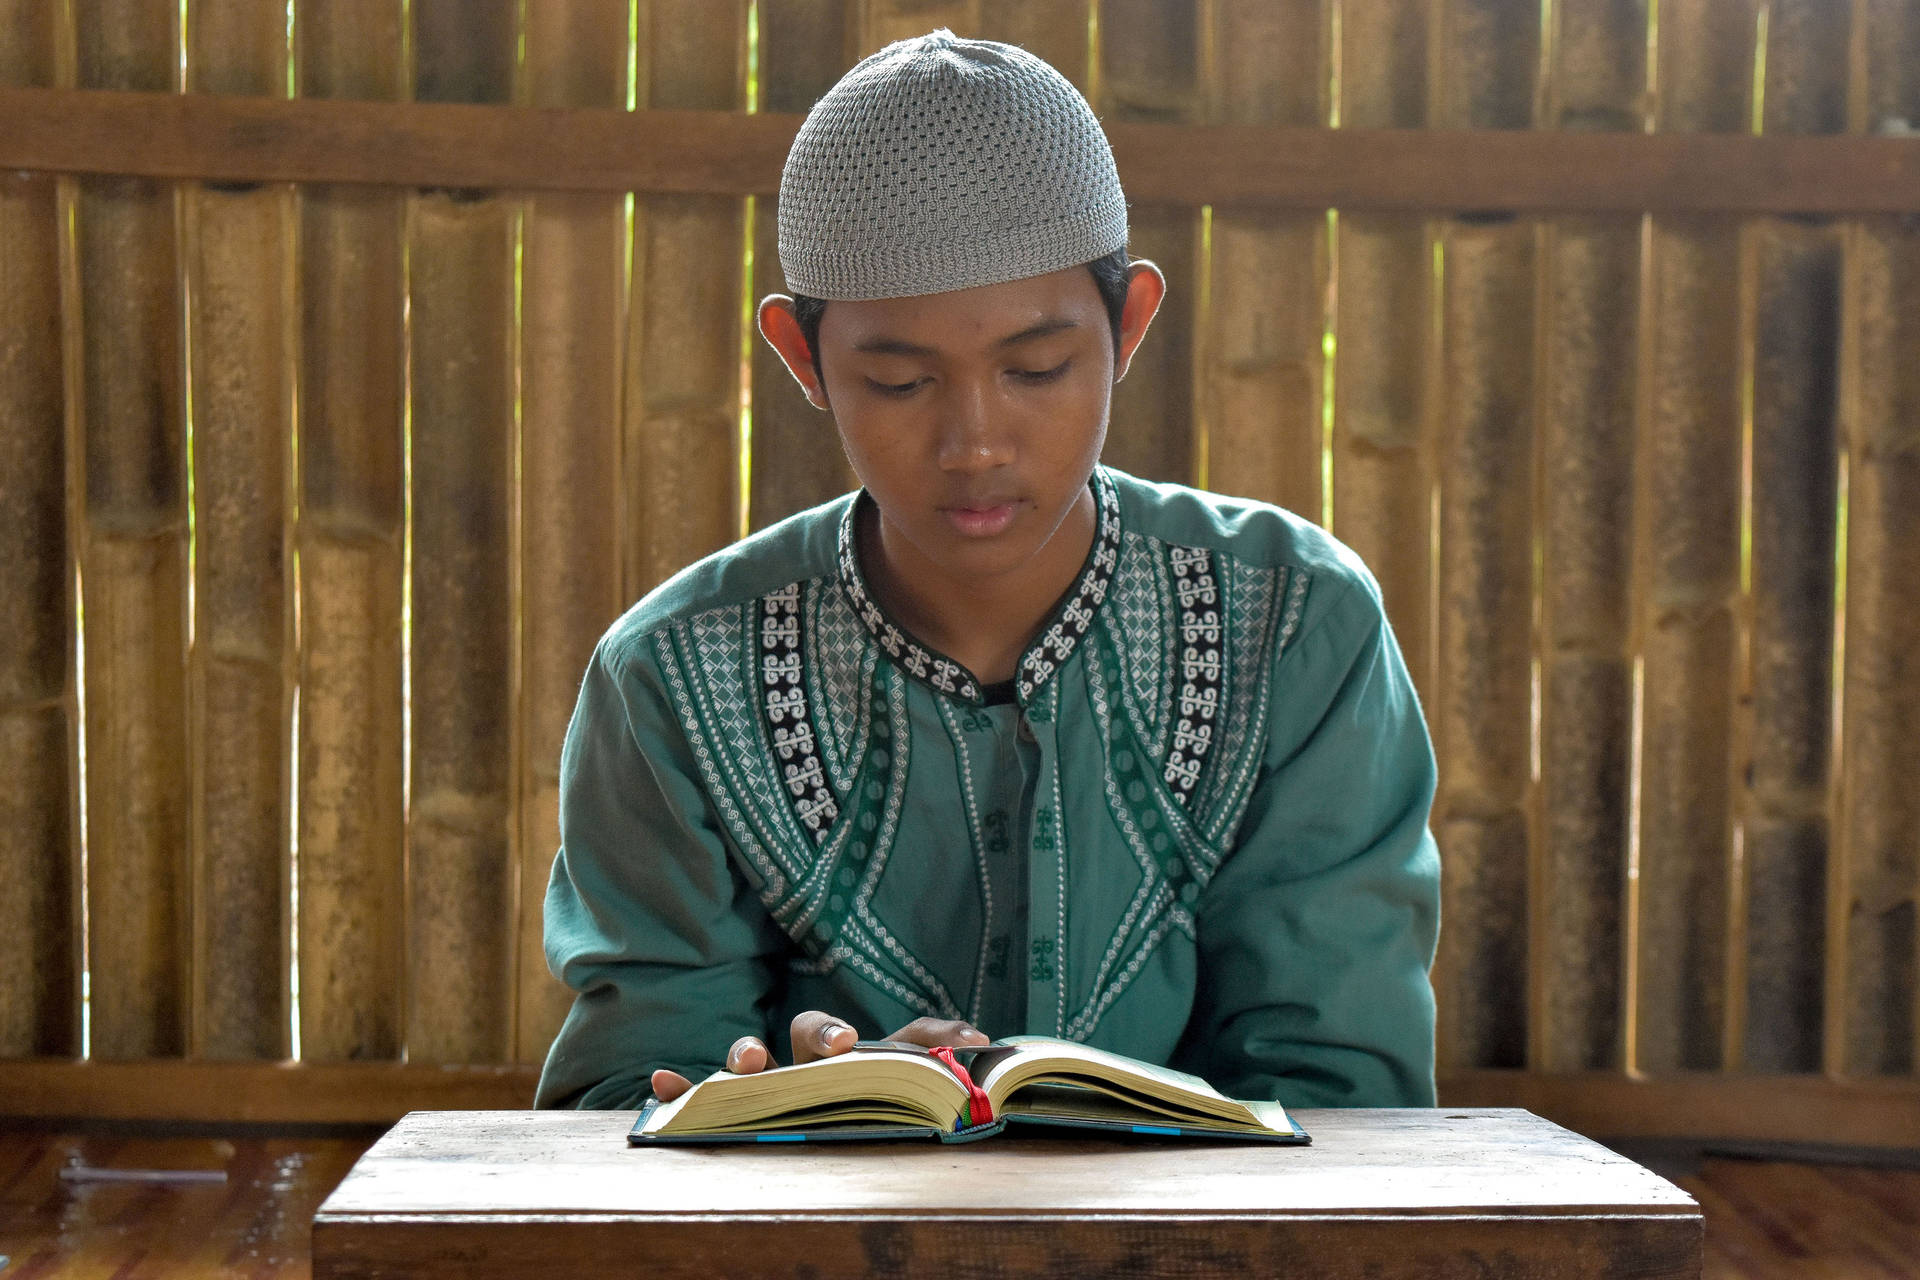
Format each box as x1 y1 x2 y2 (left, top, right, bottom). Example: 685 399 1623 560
311 1107 1701 1278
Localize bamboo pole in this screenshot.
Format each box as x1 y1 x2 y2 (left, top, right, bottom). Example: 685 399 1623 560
1330 0 1435 705
406 0 518 1065
1631 0 1753 1074
624 0 749 600
513 0 631 1066
1428 0 1538 1073
1734 0 1846 1075
294 0 407 1064
1095 0 1202 487
1534 0 1644 1073
183 0 294 1062
749 0 855 533
1198 0 1330 520
1835 0 1920 1078
0 0 77 1058
70 0 190 1060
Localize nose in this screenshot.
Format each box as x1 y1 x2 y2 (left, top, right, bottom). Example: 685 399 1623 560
934 378 1013 473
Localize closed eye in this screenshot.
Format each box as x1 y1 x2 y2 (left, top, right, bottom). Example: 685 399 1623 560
866 377 925 396
1014 360 1071 384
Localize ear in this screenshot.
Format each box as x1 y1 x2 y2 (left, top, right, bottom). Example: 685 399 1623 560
1112 260 1167 383
757 295 831 410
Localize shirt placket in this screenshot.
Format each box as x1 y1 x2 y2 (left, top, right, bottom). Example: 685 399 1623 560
1021 680 1065 1035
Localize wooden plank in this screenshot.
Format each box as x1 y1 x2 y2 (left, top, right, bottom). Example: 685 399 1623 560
322 1105 1704 1220
183 0 293 1063
1429 0 1538 1074
313 1110 1698 1280
1534 0 1643 1073
1736 1 1847 1075
315 1217 1697 1280
624 0 748 600
1833 0 1920 1083
294 0 407 1064
0 0 77 1059
1096 0 1201 487
3 86 1920 212
1836 219 1920 1077
1331 0 1435 710
748 0 855 532
405 0 518 1065
977 0 1089 91
70 0 190 1061
854 0 977 53
514 0 631 1065
1197 0 1329 518
1431 218 1535 1073
1440 1070 1920 1150
0 1061 536 1123
1631 0 1753 1074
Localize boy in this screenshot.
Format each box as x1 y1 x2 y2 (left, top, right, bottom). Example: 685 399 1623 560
536 30 1439 1111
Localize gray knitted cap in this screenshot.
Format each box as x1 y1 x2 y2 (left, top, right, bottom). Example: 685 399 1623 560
777 29 1128 301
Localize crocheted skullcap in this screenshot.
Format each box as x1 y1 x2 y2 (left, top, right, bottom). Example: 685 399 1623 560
777 28 1128 301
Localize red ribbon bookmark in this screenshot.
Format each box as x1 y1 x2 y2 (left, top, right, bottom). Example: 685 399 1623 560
929 1046 995 1129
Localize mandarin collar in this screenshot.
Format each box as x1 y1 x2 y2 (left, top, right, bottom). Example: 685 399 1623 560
836 467 1124 706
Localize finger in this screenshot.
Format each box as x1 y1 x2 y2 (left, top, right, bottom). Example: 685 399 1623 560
650 1069 693 1102
790 1010 858 1064
883 1017 991 1048
726 1037 771 1074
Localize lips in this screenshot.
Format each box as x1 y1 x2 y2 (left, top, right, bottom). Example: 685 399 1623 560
941 499 1020 538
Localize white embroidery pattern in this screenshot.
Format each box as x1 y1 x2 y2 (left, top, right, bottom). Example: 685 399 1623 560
758 584 839 843
835 502 980 702
1016 468 1124 703
1163 545 1223 804
1108 531 1171 752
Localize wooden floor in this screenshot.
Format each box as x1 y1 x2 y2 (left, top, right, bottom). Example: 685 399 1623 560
1 1128 1916 1277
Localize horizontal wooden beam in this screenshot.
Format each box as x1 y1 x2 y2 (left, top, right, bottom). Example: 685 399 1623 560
1 87 1916 213
1441 1071 1920 1150
0 1060 540 1125
5 1058 1918 1147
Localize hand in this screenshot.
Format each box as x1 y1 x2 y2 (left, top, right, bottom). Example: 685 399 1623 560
649 1012 991 1103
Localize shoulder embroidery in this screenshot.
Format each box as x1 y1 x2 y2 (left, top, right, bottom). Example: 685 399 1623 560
1201 564 1309 850
1107 531 1171 755
1163 545 1223 804
663 603 960 1018
759 583 838 843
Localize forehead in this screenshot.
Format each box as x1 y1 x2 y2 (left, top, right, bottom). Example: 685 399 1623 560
819 263 1102 356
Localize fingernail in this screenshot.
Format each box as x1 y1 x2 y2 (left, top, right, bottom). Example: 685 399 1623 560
962 1028 989 1044
820 1024 848 1049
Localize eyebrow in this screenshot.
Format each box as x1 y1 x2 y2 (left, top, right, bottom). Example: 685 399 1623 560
851 317 1082 359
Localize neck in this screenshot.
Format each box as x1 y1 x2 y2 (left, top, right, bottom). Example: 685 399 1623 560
862 487 1096 687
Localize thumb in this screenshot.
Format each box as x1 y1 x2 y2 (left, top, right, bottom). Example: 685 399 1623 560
650 1069 693 1102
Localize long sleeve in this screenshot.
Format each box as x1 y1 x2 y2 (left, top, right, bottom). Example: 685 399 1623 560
1172 565 1441 1108
535 632 790 1109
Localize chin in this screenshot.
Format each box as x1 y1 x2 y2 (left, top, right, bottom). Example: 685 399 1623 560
915 522 1044 582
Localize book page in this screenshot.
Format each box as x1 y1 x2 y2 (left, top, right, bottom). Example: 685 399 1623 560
647 1049 966 1135
999 1083 1292 1135
980 1038 1228 1100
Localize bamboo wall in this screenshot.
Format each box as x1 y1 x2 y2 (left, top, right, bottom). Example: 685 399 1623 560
1 0 1916 1143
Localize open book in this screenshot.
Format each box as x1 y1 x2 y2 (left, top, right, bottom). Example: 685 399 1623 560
630 1035 1308 1145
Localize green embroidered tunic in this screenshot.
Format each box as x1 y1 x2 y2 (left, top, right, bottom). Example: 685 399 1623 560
536 467 1440 1110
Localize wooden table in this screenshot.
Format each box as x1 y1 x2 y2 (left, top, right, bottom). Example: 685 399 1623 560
311 1108 1701 1278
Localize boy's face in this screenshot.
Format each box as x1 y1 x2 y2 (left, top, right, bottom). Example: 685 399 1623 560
760 262 1164 588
